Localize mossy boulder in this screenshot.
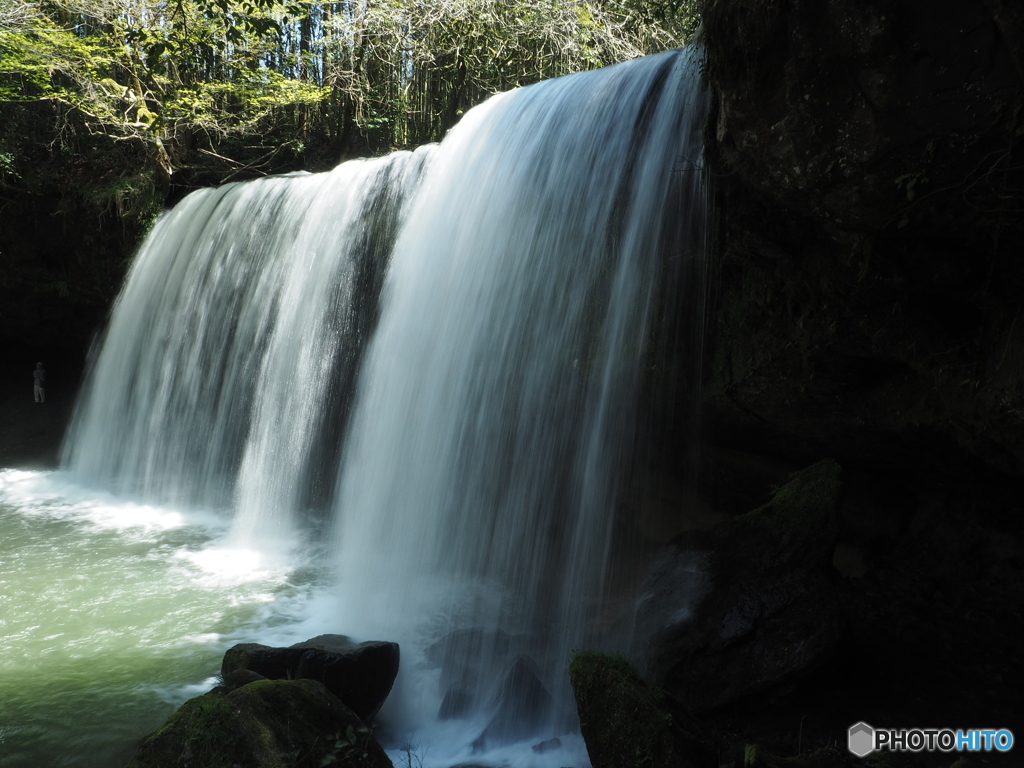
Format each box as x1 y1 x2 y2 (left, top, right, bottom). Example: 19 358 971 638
632 460 843 712
569 650 716 768
222 635 399 722
739 459 844 569
125 678 392 768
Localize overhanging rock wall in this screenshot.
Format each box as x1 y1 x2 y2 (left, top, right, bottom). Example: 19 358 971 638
701 0 1024 479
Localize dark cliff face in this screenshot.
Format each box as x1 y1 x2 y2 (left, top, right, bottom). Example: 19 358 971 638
702 0 1024 480
684 0 1023 747
0 101 169 374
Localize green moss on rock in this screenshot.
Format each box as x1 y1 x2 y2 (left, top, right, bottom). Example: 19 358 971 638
750 459 842 527
741 458 843 564
126 678 392 768
569 650 715 768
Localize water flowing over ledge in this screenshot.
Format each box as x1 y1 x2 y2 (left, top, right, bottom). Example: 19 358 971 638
51 45 708 764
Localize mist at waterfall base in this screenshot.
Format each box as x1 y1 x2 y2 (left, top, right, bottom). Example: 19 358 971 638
0 47 707 767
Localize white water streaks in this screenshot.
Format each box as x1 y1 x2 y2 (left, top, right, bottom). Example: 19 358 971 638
61 148 433 550
55 46 708 761
330 47 708 742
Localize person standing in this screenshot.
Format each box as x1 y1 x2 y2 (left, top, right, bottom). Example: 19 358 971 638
33 362 46 403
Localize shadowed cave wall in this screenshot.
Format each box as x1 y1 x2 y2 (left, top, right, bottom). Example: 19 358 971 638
643 0 1024 752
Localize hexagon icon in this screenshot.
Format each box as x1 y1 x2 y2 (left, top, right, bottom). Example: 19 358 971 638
848 722 875 757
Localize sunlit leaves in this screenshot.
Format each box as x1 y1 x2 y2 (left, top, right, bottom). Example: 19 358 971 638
1 0 698 169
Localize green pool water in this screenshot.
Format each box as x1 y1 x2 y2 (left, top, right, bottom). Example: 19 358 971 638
0 469 319 768
0 469 596 768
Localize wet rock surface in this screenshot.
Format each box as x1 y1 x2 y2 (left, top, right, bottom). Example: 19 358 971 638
425 627 548 725
126 678 392 768
570 650 716 768
633 451 1024 767
632 460 843 712
222 635 399 722
531 736 561 753
471 655 553 749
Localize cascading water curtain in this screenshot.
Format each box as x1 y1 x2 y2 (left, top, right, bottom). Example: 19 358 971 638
60 44 708 757
329 47 708 745
61 150 432 546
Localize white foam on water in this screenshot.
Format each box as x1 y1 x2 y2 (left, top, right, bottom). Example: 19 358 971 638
0 468 221 536
176 545 292 586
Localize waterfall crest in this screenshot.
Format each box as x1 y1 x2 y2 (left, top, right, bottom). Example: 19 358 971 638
61 45 708 752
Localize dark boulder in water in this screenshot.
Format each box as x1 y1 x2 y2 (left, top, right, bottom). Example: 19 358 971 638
221 667 267 690
531 736 561 753
222 634 399 722
424 628 524 689
424 627 543 721
293 639 399 723
437 685 473 720
472 655 552 749
222 642 302 680
631 459 844 712
126 678 391 768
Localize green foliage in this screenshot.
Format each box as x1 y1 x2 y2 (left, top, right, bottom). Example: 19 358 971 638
318 722 375 766
0 150 16 177
0 0 330 162
163 71 326 135
0 0 698 337
128 0 305 67
1 0 699 169
0 20 117 108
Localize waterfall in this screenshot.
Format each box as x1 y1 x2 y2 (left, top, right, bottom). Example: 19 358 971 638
328 48 708 742
61 45 708 753
61 150 431 543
